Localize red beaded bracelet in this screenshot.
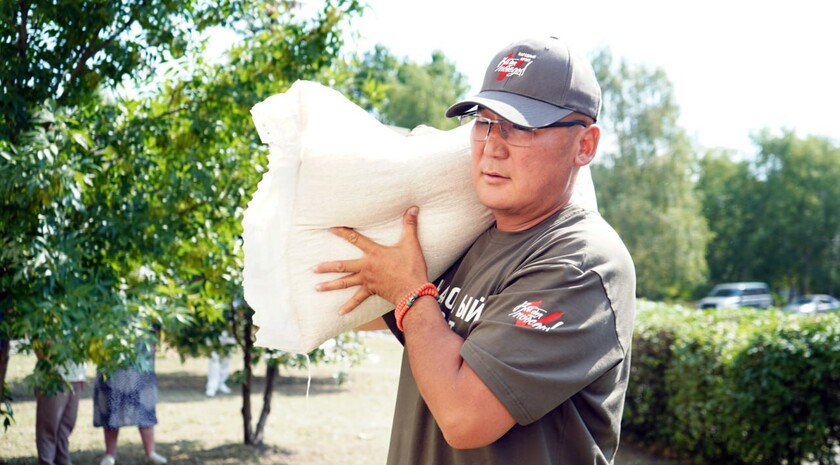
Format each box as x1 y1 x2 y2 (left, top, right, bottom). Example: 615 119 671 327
395 283 439 332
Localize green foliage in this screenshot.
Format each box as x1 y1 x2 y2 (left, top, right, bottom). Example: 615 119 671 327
0 100 159 381
334 44 398 115
725 319 840 465
383 50 470 130
696 152 765 287
334 47 470 130
698 132 840 296
139 0 366 364
621 316 675 446
0 0 229 142
754 132 840 294
0 0 366 433
626 302 840 464
0 0 245 396
590 49 711 300
662 312 751 460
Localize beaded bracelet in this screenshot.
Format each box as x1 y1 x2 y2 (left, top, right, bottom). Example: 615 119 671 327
395 283 439 332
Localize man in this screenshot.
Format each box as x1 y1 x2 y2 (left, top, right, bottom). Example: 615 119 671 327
316 36 636 464
35 358 86 465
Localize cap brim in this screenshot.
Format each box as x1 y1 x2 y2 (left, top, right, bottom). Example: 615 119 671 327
445 90 574 128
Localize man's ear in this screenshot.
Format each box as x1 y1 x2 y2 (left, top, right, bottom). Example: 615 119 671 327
575 125 600 166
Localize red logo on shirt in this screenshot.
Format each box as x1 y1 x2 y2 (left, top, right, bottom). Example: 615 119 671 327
508 300 565 331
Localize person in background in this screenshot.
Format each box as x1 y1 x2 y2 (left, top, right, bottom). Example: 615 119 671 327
205 330 236 397
35 357 86 465
94 334 166 465
316 35 636 464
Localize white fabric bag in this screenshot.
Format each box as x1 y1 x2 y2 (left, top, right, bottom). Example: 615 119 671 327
242 80 598 354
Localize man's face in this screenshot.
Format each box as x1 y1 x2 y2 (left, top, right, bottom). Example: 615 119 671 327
469 108 594 231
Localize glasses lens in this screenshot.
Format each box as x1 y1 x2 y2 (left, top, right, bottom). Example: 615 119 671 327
505 124 533 147
470 116 490 142
463 114 535 147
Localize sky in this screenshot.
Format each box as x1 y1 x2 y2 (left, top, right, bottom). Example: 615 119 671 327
336 0 840 155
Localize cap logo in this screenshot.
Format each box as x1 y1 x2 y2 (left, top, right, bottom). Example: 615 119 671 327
495 51 535 81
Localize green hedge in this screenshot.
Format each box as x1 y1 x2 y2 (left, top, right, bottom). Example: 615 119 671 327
623 302 840 465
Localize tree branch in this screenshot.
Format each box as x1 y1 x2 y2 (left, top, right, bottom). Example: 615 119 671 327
57 1 149 101
16 0 30 71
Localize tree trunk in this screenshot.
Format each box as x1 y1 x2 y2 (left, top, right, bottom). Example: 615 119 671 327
252 364 277 445
235 300 273 447
241 313 254 445
0 337 11 430
0 337 9 395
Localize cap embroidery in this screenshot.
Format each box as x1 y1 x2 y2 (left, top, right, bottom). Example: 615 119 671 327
495 51 535 81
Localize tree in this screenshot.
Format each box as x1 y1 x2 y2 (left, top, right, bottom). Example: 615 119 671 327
754 131 840 295
696 151 766 286
383 50 470 130
700 132 840 297
589 49 711 300
0 0 210 143
334 47 470 130
335 44 398 117
0 0 366 439
138 0 369 444
1 0 242 427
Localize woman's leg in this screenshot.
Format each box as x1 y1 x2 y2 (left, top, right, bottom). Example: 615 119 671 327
103 427 119 456
139 426 155 455
139 426 167 463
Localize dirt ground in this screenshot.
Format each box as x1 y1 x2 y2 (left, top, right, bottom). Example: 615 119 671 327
2 331 682 465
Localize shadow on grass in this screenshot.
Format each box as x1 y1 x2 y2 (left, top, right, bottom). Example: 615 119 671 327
157 441 296 465
1 439 690 465
2 441 296 465
6 372 349 408
155 371 349 401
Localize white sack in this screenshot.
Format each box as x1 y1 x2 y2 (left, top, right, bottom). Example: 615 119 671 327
242 80 598 354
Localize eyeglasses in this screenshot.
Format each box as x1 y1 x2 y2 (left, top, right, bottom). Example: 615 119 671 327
459 111 588 147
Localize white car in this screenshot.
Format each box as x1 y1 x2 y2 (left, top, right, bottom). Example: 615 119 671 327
696 282 773 309
782 294 840 314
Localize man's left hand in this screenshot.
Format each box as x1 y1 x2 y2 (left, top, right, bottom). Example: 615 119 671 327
315 206 429 314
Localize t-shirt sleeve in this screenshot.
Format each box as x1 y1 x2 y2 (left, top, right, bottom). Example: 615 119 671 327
460 260 626 425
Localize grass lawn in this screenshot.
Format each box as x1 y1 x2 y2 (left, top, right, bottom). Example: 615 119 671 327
2 331 682 465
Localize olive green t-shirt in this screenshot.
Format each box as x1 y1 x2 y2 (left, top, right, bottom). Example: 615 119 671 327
384 205 636 465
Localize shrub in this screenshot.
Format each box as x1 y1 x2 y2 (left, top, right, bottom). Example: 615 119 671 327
724 316 840 465
624 302 840 465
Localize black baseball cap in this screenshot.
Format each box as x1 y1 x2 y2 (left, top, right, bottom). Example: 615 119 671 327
446 36 601 127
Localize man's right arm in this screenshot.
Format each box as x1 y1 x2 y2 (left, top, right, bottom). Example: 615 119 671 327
402 297 517 449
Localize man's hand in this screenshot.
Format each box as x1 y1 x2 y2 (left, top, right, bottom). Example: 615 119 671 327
315 206 429 314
